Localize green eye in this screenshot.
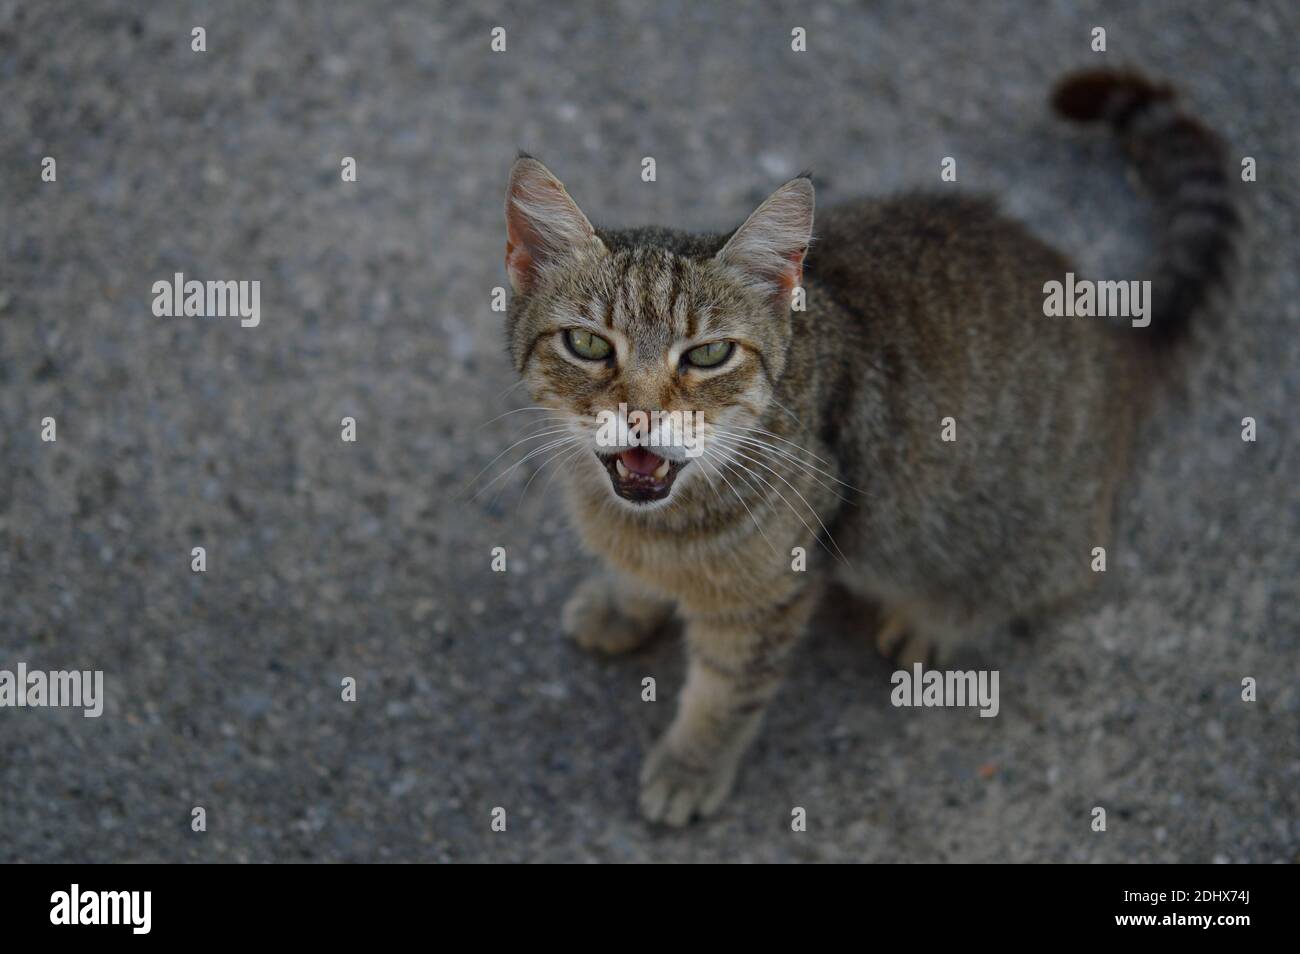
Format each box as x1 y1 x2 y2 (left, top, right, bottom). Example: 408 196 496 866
565 329 613 361
684 341 734 368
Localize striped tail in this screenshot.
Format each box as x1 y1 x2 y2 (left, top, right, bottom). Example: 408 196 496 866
1051 69 1239 349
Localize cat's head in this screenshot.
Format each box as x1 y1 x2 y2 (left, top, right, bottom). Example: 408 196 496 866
503 156 813 510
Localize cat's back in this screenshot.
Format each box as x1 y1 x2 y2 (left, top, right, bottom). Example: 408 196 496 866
804 190 1128 410
803 191 1138 605
808 191 1072 322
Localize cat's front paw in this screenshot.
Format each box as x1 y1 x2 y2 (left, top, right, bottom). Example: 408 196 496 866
562 576 671 655
874 608 938 668
638 732 740 826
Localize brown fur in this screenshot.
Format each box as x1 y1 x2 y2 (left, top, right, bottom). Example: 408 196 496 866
499 71 1237 825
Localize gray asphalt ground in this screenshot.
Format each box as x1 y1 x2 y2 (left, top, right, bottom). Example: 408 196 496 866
2 0 1296 862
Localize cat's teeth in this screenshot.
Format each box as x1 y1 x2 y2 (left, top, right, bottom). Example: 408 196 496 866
652 458 670 480
615 458 630 478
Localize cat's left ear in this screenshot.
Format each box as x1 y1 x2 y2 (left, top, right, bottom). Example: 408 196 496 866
715 177 814 301
505 157 604 294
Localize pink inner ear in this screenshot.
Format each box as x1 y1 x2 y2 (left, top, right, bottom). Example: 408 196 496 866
776 250 806 296
505 175 568 292
505 236 535 292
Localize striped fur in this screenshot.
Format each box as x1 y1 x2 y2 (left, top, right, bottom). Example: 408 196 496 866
503 70 1237 825
1051 69 1240 347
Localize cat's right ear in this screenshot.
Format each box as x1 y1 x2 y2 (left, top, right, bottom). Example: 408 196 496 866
505 157 604 294
715 177 814 301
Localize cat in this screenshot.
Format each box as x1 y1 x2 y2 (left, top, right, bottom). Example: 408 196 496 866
500 69 1238 826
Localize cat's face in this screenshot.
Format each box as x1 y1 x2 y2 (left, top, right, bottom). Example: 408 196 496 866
503 158 813 510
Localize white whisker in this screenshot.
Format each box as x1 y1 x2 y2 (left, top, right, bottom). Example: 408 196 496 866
767 395 804 428
471 435 579 502
710 442 852 567
725 424 838 468
711 429 863 500
538 443 588 499
517 441 585 512
700 448 779 559
476 405 565 430
464 425 577 494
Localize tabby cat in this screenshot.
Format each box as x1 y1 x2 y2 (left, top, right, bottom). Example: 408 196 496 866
500 70 1237 825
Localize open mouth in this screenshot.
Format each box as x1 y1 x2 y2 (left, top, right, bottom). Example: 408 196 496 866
597 448 688 503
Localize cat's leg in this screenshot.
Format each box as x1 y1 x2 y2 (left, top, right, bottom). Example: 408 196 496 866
874 606 936 668
875 595 1032 667
562 571 675 655
639 585 819 826
834 571 943 667
872 601 980 668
